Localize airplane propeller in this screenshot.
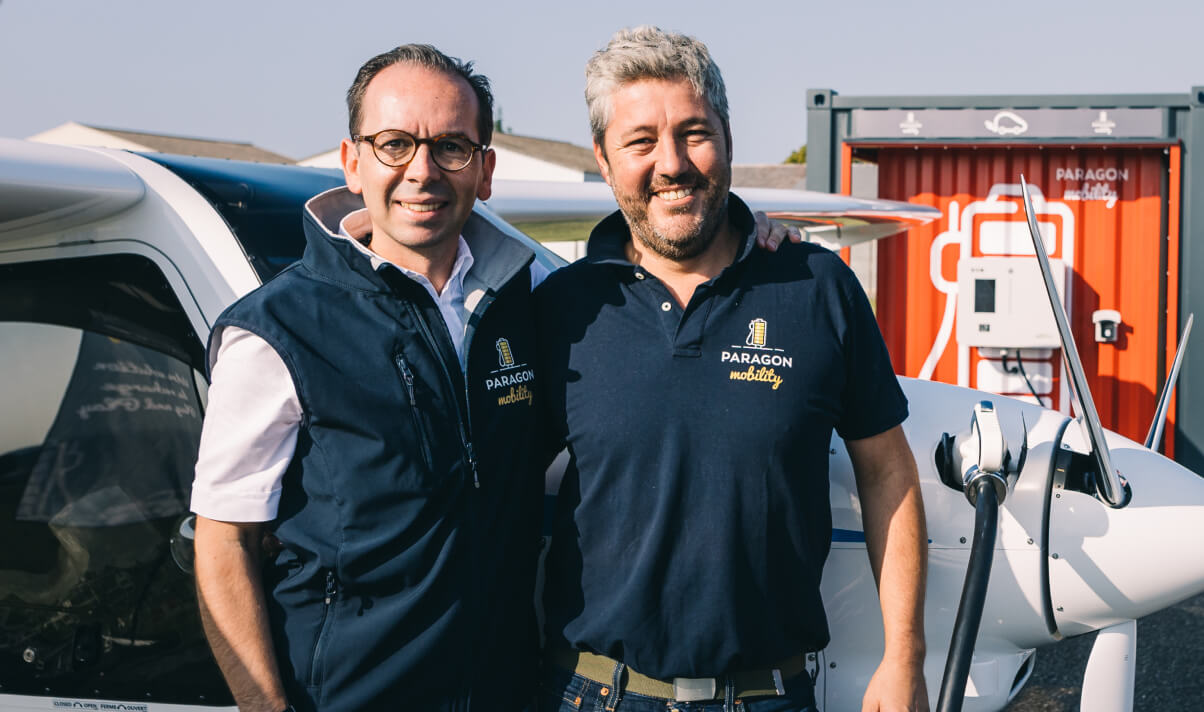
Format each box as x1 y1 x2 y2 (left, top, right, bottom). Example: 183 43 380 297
938 177 1195 712
1023 175 1139 711
1021 176 1198 712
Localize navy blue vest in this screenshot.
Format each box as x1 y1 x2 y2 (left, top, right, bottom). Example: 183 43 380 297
212 190 542 711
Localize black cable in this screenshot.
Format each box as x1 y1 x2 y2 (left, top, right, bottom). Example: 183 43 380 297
936 478 1000 712
1001 351 1045 408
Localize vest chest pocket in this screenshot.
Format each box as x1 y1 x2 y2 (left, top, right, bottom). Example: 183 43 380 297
394 355 437 478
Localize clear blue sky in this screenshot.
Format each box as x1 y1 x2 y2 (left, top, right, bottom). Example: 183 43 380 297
1 0 1200 164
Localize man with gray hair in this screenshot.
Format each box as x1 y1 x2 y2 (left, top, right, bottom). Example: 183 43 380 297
535 26 929 712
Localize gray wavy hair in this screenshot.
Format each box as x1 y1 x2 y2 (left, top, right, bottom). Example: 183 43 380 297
584 26 729 146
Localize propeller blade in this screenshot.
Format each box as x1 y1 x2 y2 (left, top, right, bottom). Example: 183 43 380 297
1019 176 1124 507
1145 313 1193 450
1079 619 1136 712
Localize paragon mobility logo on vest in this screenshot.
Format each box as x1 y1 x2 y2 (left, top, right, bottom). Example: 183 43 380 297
721 318 792 390
486 337 534 406
496 337 515 367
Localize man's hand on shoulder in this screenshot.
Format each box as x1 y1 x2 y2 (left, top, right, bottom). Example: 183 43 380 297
862 652 929 712
753 211 803 251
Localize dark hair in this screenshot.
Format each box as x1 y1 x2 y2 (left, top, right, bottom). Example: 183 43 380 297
346 44 494 145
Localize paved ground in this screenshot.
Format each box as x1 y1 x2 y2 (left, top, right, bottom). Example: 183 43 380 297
1003 592 1204 710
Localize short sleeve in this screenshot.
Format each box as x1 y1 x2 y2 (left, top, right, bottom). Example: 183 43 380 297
834 275 909 441
190 326 302 522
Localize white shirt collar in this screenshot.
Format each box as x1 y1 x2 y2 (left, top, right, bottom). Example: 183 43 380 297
336 208 474 297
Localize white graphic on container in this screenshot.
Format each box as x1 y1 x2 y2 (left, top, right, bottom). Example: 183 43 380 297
1092 110 1117 136
920 183 1074 413
984 111 1029 136
899 112 922 136
1057 166 1126 209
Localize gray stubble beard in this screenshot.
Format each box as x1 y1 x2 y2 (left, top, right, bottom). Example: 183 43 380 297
621 170 732 262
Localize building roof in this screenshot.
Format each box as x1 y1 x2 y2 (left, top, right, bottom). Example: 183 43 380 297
731 164 808 190
492 131 598 174
89 125 295 163
30 122 294 163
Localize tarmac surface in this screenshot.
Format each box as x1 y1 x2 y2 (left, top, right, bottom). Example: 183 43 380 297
1003 592 1204 710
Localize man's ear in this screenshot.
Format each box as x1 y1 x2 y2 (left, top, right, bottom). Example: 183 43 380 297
723 121 733 164
476 147 496 201
341 138 363 195
593 141 612 186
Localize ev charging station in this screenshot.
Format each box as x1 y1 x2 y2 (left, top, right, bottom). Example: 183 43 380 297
806 88 1204 467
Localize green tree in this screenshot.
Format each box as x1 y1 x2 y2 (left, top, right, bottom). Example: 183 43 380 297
493 107 511 135
784 144 806 164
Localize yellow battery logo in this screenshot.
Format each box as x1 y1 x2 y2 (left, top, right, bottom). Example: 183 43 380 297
747 318 767 347
496 338 515 367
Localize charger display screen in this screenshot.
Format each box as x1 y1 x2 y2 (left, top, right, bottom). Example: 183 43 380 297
975 279 996 313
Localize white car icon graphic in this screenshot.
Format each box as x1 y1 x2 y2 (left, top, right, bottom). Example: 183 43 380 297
984 110 1029 136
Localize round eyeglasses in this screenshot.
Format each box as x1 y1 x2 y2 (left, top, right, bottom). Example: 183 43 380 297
352 129 486 171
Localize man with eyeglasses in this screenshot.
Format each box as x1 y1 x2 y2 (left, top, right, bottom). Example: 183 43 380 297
191 45 546 712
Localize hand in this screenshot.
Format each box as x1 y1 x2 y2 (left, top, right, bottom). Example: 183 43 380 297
753 211 803 251
862 657 929 712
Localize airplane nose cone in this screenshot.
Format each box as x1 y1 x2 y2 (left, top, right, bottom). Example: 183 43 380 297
1049 435 1204 636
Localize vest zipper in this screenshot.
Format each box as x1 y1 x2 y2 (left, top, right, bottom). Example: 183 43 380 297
394 355 436 474
310 570 338 687
407 303 480 488
324 570 337 604
465 441 480 489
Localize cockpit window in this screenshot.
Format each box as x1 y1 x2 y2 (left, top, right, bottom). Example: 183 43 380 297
142 152 345 280
0 253 205 371
0 254 230 704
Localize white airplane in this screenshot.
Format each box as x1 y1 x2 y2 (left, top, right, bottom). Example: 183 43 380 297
1 138 1201 712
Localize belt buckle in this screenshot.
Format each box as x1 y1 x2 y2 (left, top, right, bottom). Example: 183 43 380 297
672 677 717 702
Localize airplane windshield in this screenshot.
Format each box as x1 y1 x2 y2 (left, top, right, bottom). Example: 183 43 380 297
143 152 345 280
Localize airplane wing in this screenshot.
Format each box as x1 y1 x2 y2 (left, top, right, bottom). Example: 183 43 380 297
742 186 944 250
0 139 146 238
484 179 941 248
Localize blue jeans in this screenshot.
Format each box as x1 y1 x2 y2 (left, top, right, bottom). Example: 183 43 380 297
538 664 819 712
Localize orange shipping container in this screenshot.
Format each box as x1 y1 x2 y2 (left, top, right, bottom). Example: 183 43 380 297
859 145 1180 451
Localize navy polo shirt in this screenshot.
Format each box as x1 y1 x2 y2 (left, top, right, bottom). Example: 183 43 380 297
535 195 908 679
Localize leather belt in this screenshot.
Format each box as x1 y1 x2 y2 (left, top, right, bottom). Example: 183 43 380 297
549 648 809 701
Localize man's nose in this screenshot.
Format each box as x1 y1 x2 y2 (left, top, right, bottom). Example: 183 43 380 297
653 137 690 178
403 143 441 182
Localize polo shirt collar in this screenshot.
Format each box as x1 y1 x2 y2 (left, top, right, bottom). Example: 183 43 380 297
584 193 758 269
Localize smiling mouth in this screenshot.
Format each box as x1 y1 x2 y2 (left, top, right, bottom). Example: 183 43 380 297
654 188 694 201
397 200 447 213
